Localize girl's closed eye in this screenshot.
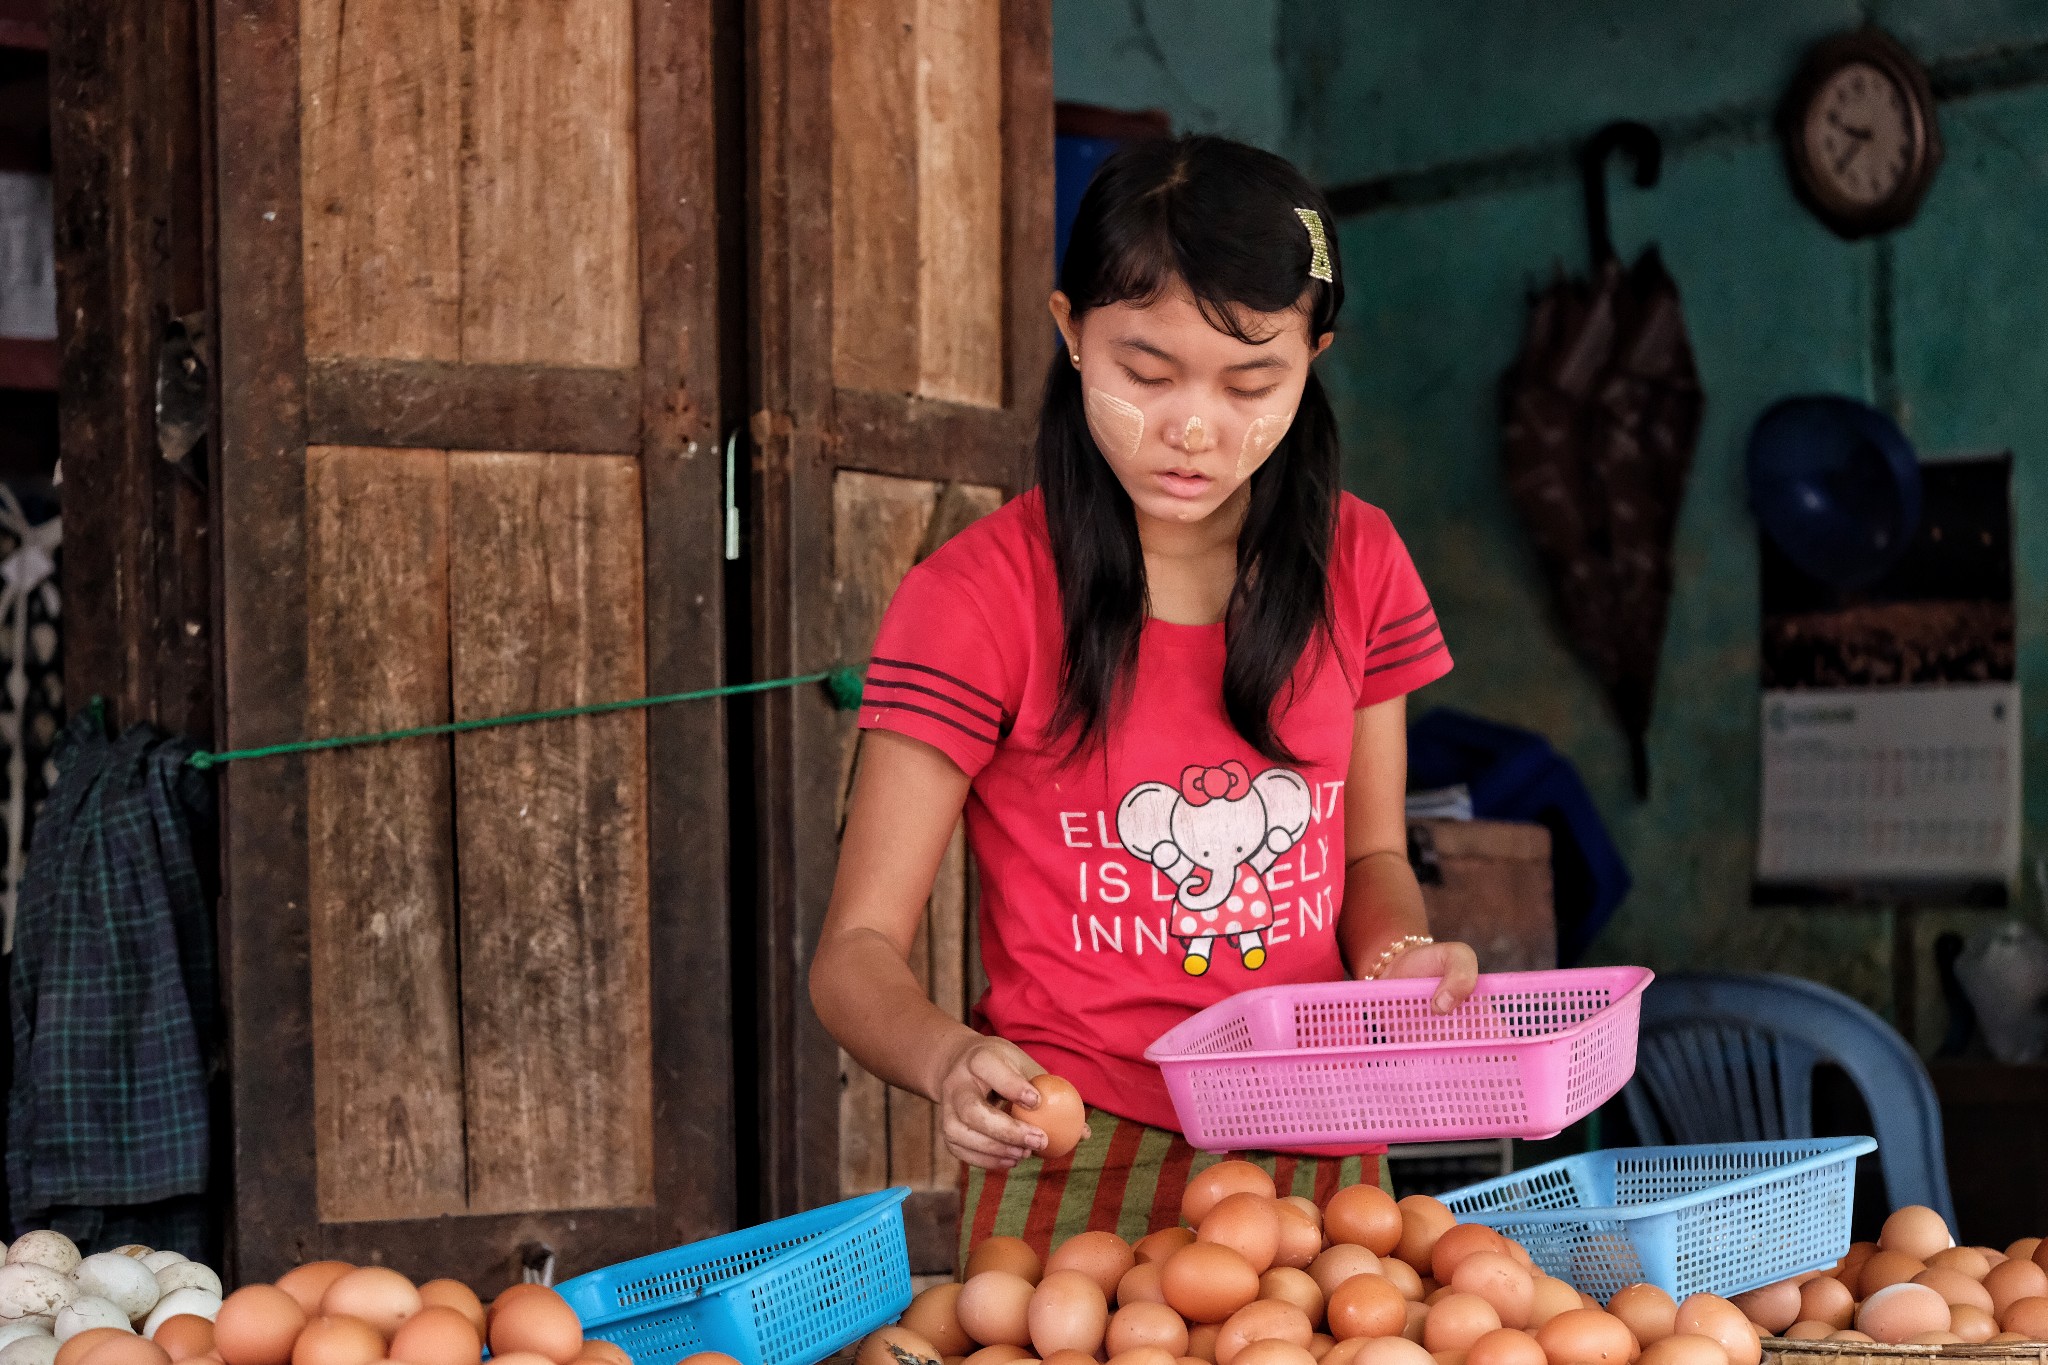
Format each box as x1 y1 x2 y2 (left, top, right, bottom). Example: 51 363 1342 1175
1230 385 1280 401
1122 366 1169 388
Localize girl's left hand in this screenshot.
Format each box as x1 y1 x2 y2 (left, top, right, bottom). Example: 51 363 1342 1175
1377 939 1480 1013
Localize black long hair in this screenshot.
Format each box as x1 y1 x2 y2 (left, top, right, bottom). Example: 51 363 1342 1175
1041 135 1345 764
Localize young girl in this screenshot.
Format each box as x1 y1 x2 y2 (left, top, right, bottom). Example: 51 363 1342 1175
809 136 1479 1262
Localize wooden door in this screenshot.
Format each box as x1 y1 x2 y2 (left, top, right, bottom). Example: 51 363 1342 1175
747 0 1053 1270
212 0 738 1284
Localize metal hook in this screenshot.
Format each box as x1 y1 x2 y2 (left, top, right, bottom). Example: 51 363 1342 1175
1580 120 1662 269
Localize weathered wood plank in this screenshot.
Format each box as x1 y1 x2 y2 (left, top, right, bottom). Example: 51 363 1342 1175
306 358 640 453
832 470 936 1197
449 452 654 1215
839 1047 889 1197
830 389 1033 490
633 0 738 1242
305 446 467 1223
299 0 461 360
55 0 213 741
462 0 639 366
216 0 320 1279
829 0 918 395
914 0 1003 407
1000 0 1056 418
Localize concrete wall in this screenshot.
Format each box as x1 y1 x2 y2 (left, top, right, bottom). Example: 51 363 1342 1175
1052 3 2048 1046
1290 3 2048 1047
1051 0 1286 151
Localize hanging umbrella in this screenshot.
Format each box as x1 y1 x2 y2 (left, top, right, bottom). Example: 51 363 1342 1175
1501 121 1704 798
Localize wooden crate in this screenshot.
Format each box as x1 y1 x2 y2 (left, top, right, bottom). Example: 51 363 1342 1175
1410 818 1556 972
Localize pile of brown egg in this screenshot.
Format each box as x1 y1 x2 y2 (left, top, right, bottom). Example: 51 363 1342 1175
838 1160 1776 1365
1729 1204 2048 1346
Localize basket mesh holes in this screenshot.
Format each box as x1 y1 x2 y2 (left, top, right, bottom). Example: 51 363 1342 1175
1443 1142 1865 1301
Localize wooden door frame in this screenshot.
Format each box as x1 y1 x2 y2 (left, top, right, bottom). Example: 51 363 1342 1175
52 0 214 742
744 0 1053 1223
211 0 741 1282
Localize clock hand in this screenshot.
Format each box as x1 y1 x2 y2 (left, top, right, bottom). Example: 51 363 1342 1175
1826 111 1874 140
1832 139 1867 176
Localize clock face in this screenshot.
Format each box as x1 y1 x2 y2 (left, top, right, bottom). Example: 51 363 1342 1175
1803 61 1916 207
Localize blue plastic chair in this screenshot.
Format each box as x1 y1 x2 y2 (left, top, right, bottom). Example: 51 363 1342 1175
1621 970 1954 1226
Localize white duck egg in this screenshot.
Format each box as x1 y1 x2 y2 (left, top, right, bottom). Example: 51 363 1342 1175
71 1256 158 1323
2 1239 77 1280
0 1266 75 1327
142 1290 220 1339
0 1336 56 1365
54 1299 131 1342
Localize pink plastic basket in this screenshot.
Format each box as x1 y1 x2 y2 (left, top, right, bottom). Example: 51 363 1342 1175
1144 966 1653 1152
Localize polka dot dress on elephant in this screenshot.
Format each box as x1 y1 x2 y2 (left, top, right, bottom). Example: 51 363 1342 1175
858 489 1451 1130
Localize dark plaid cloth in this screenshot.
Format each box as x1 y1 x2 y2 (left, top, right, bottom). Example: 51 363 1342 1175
7 711 218 1226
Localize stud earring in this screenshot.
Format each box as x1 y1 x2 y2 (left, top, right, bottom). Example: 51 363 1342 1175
1070 352 1081 367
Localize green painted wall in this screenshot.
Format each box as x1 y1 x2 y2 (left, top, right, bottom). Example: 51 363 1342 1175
1051 4 2048 1046
1051 0 1285 150
1287 3 2048 1047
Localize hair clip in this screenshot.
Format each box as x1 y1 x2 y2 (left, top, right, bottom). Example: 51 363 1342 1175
1295 208 1334 284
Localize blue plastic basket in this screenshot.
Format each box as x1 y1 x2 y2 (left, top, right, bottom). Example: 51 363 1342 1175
556 1188 913 1365
1437 1137 1876 1301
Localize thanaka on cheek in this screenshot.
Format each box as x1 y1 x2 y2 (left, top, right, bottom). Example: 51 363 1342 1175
1236 413 1293 479
1084 387 1145 462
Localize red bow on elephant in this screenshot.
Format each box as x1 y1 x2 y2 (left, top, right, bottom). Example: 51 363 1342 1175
1180 760 1252 806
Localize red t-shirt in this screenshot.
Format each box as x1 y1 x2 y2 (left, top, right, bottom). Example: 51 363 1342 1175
858 490 1452 1131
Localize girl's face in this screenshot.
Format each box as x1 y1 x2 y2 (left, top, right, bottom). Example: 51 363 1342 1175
1051 286 1332 531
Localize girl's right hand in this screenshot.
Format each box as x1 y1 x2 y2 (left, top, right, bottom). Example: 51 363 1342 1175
934 1034 1057 1169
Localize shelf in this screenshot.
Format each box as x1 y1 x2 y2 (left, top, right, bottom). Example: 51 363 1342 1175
0 336 55 391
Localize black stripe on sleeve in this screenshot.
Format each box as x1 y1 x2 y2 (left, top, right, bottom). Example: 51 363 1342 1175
863 699 1002 746
869 655 1004 709
863 676 1004 729
1368 617 1441 656
1380 603 1434 631
1357 639 1448 680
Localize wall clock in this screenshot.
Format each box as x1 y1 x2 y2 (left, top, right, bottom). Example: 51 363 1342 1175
1781 28 1942 239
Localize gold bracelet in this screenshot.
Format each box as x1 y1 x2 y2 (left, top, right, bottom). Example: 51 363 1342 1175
1366 934 1434 980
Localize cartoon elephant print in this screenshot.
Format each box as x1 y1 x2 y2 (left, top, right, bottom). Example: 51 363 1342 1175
1115 760 1315 976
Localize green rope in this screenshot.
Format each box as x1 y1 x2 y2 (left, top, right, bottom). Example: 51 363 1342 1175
184 664 867 770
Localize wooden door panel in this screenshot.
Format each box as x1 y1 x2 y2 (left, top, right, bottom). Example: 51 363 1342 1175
305 446 467 1225
449 452 654 1217
216 0 731 1285
459 0 639 367
751 0 1050 1253
830 0 1004 408
299 0 463 362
